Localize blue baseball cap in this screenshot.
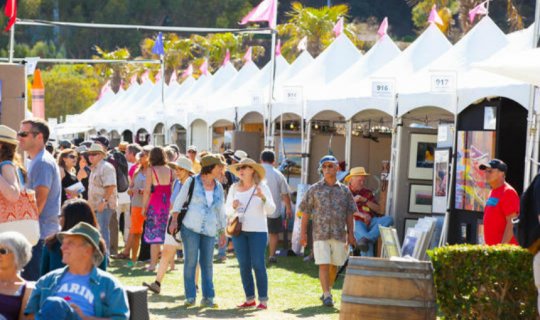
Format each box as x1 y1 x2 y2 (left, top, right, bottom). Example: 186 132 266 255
319 155 338 167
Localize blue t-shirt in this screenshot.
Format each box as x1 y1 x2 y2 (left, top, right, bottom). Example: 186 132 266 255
170 179 183 205
54 272 95 317
27 148 61 239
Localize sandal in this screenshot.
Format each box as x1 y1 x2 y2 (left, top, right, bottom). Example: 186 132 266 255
237 301 256 308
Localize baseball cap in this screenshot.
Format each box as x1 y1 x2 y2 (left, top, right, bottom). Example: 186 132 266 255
319 155 339 167
59 140 72 149
479 159 508 173
91 135 110 148
187 145 197 153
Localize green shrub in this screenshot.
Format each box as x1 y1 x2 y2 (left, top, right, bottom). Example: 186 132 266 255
427 244 537 320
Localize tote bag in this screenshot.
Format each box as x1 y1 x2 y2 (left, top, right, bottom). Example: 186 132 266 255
0 161 40 245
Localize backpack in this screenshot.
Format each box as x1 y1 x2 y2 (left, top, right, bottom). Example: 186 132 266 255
106 150 129 193
515 174 540 251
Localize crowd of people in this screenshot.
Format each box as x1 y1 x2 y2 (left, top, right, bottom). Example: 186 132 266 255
0 119 402 319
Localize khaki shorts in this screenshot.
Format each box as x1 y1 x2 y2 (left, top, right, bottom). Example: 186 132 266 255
313 239 349 266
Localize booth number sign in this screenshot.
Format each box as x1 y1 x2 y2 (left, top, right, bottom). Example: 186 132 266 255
283 87 303 105
431 74 456 93
371 80 395 98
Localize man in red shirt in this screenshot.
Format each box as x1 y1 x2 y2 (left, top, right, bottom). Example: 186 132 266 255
346 167 393 256
479 159 519 245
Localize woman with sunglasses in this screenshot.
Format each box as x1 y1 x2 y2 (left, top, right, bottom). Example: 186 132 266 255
75 146 91 200
226 158 275 310
57 148 80 205
40 198 107 275
0 231 33 320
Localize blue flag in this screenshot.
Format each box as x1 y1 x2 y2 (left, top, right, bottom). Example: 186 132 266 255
152 32 165 56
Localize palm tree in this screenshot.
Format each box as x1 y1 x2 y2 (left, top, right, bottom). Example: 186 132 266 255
277 2 362 60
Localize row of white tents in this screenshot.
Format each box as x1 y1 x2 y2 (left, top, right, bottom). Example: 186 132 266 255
58 17 537 142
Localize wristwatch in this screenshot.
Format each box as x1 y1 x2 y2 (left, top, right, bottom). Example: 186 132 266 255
100 198 108 203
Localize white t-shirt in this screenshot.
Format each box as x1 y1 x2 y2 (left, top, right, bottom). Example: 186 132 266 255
225 183 276 232
205 190 214 206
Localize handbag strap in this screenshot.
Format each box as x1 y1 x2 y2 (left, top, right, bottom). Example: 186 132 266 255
182 178 196 209
240 185 258 217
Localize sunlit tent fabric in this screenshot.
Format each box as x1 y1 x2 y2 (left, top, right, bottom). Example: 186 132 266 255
273 34 362 119
399 17 532 116
306 33 401 120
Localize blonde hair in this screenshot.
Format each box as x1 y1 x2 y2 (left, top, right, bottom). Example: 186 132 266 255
237 167 261 187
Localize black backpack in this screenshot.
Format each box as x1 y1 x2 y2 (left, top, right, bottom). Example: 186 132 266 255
515 174 540 248
106 150 129 193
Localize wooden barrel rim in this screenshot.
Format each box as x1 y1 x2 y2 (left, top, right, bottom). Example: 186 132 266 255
345 268 433 280
342 295 436 308
348 257 433 271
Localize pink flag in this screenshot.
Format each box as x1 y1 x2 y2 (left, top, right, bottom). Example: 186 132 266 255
169 70 178 84
428 5 444 25
377 17 388 38
469 1 488 23
98 80 110 99
240 0 277 29
199 59 209 76
141 70 150 83
297 36 308 52
243 47 252 62
155 70 162 83
333 17 344 37
275 39 281 56
222 49 231 66
182 64 193 78
130 74 138 86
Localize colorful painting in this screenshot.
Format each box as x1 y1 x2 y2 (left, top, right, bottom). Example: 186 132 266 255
454 131 496 211
408 184 433 214
432 148 451 214
408 134 438 180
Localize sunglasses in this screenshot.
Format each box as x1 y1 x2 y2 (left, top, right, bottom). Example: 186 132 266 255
66 154 77 159
87 153 101 157
0 248 11 255
236 165 250 171
321 164 336 169
17 131 38 138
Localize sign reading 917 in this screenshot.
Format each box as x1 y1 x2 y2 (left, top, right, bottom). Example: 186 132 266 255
431 73 456 93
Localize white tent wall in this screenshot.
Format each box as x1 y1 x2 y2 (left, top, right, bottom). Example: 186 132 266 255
190 118 209 151
169 124 187 153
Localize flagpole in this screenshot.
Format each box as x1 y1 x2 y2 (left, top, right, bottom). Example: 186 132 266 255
161 54 165 110
266 0 278 149
8 25 15 63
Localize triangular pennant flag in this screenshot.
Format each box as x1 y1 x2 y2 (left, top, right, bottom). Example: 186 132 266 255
141 70 150 83
4 0 17 32
428 5 444 26
199 59 209 76
98 80 111 99
169 70 177 84
152 32 165 56
275 39 281 56
469 1 489 23
222 49 231 66
377 17 388 38
333 17 344 37
243 47 252 62
240 0 277 29
182 64 193 78
297 36 308 52
130 74 138 86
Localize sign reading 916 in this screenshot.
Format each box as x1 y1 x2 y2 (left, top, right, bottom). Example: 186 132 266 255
371 81 395 98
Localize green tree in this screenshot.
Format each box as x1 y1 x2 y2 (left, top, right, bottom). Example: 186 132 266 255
37 65 101 119
93 46 131 92
277 2 362 61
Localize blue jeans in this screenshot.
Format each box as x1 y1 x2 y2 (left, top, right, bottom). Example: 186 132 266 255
181 225 216 301
22 239 43 281
96 208 114 255
217 236 227 259
232 231 268 302
354 216 394 257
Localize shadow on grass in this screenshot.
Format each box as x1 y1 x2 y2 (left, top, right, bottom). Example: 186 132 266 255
282 305 340 318
266 256 320 279
149 305 261 319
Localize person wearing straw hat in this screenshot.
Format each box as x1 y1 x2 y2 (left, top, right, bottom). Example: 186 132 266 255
169 154 227 308
345 167 393 257
17 118 62 281
143 157 196 294
0 124 26 212
226 158 275 310
24 222 129 319
299 155 357 307
87 143 118 256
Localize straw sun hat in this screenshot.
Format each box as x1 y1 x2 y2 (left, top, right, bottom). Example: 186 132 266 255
168 157 195 174
229 158 266 180
344 166 370 183
0 125 18 145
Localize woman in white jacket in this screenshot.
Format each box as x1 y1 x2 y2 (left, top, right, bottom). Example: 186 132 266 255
226 158 275 310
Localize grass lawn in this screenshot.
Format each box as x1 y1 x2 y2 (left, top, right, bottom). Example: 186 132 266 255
109 252 344 320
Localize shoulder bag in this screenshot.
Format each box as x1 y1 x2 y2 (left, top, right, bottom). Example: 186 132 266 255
226 185 257 237
167 178 195 243
0 161 40 245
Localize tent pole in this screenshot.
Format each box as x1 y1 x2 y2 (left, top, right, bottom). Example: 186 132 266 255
161 55 165 110
524 87 536 186
305 120 312 184
532 89 540 179
8 25 15 63
345 119 352 171
386 94 400 218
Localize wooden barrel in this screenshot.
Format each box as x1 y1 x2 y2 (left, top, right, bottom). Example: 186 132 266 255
340 257 436 320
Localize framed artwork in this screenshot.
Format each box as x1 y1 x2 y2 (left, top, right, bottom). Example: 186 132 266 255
408 133 437 180
403 218 419 241
408 184 433 214
432 148 451 214
454 131 496 211
483 106 497 130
